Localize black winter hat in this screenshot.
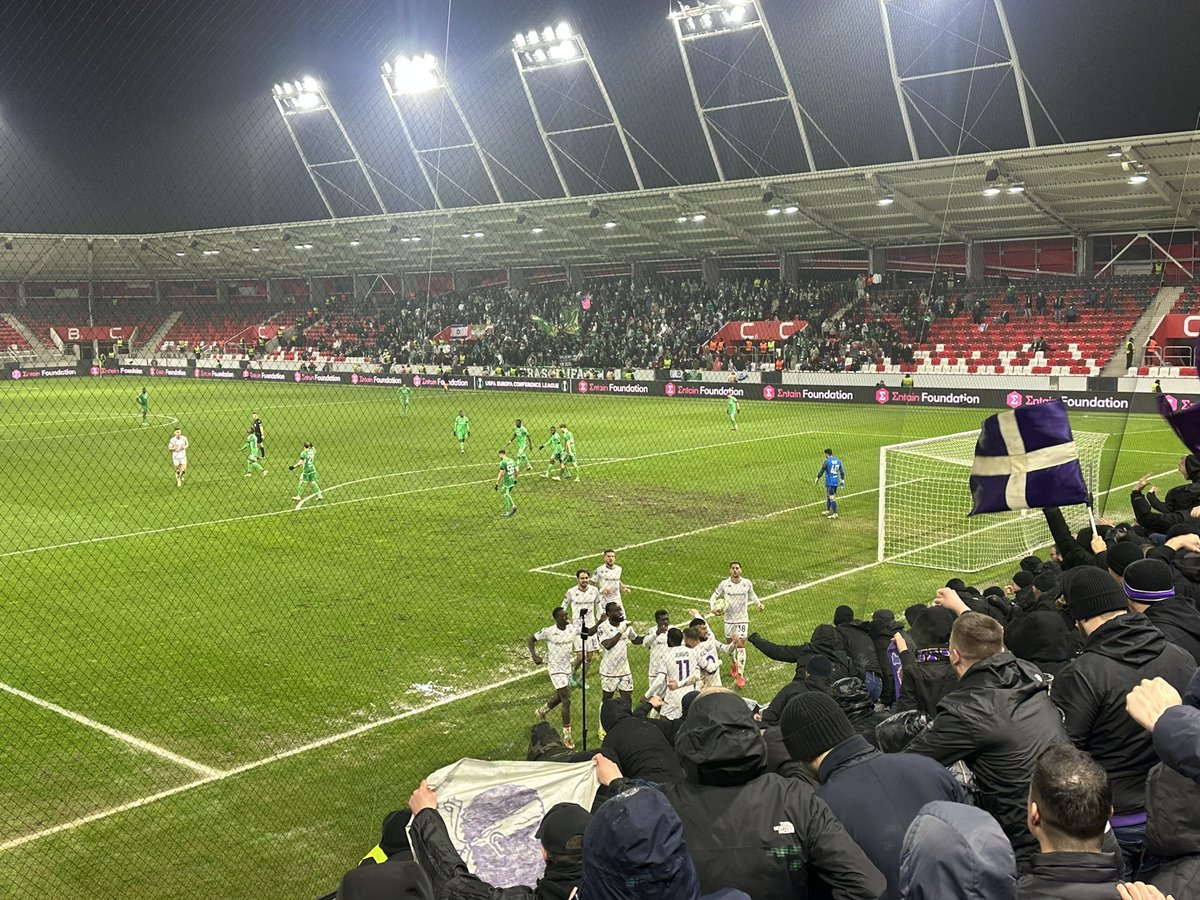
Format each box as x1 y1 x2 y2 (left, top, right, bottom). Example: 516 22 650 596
1034 570 1059 593
946 578 968 593
833 604 855 625
780 691 855 762
1107 541 1143 577
1020 555 1043 573
904 604 927 629
1123 558 1176 604
1062 566 1128 622
983 585 1005 600
1012 571 1035 589
911 606 955 648
535 802 591 855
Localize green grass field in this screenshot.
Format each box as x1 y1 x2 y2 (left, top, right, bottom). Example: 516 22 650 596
0 377 1180 899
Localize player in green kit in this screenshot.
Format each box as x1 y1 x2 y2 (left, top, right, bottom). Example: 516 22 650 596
559 422 580 481
539 426 563 480
290 441 322 501
397 384 413 416
495 449 518 517
242 428 267 478
508 419 532 471
727 393 739 431
453 410 470 453
137 388 150 426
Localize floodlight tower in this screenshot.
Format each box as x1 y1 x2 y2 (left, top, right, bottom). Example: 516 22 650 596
878 0 1051 160
381 54 505 208
271 77 388 218
669 0 817 179
511 23 644 196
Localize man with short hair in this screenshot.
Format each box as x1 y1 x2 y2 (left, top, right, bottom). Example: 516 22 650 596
907 608 1069 869
494 449 518 518
1052 566 1195 874
631 609 672 690
593 602 636 712
167 427 189 487
561 569 602 682
593 549 630 616
1018 744 1123 898
407 778 590 900
781 691 967 900
530 607 577 749
709 561 763 687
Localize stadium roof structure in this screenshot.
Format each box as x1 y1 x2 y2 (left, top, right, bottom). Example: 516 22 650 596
3 130 1198 283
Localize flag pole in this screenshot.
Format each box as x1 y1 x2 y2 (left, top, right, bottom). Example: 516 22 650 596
1086 461 1098 537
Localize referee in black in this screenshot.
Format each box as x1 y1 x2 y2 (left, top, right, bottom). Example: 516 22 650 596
251 413 265 459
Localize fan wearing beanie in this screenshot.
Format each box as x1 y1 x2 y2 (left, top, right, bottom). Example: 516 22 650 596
1123 558 1200 664
1107 541 1144 583
779 692 966 900
1050 565 1197 874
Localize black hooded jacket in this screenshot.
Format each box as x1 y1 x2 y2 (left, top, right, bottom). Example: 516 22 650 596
1005 607 1075 676
1142 597 1200 665
1132 489 1199 533
1016 852 1123 899
598 698 683 784
1050 613 1196 814
662 692 886 900
906 651 1068 868
835 619 881 675
1147 761 1200 900
748 625 855 682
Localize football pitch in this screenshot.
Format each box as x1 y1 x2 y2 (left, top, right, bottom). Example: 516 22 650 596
0 377 1178 899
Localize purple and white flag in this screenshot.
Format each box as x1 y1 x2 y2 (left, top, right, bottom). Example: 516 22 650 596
969 399 1089 515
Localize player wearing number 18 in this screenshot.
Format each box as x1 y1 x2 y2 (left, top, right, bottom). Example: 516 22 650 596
816 448 845 519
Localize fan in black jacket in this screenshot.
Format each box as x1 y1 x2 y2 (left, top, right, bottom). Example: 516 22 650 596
1051 567 1196 872
1123 558 1200 665
905 608 1068 870
748 624 856 682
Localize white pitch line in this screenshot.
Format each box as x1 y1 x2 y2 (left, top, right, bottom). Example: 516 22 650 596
533 569 707 603
0 667 543 854
0 681 220 778
531 480 876 574
0 414 180 445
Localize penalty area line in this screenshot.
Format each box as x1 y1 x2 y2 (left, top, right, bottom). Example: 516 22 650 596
0 681 220 778
0 668 544 854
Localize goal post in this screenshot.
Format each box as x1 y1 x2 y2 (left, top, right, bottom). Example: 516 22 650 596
878 430 1109 572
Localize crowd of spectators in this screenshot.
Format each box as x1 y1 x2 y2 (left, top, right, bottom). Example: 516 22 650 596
330 455 1200 900
274 277 854 373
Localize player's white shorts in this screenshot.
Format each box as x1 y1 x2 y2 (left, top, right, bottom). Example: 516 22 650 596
549 671 571 690
172 454 188 468
601 673 633 693
724 621 749 640
574 635 600 654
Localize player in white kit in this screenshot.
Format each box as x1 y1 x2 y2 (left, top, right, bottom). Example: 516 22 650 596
561 569 602 683
651 628 701 721
709 561 763 688
686 615 740 689
529 607 577 749
167 428 189 487
632 609 672 692
592 549 630 616
592 601 636 738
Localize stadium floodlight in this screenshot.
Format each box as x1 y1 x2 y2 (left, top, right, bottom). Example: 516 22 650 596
271 74 387 219
511 23 644 195
513 32 527 48
381 52 504 206
473 230 485 238
1006 182 1025 194
677 215 688 223
531 226 545 234
251 245 261 252
348 239 362 246
175 250 185 257
387 53 442 95
782 205 799 215
765 207 781 216
982 185 1002 197
1106 147 1124 159
878 0 1056 160
877 194 895 206
669 0 824 179
1128 170 1149 186
692 213 707 222
603 220 618 229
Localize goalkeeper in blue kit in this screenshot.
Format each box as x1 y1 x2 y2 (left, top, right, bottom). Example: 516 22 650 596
816 448 845 519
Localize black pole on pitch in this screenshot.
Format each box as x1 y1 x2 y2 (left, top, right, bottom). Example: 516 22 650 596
579 608 588 751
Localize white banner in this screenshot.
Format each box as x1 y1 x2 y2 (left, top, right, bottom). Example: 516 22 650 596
413 758 597 888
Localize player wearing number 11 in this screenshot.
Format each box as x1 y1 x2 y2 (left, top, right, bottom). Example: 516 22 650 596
816 448 845 519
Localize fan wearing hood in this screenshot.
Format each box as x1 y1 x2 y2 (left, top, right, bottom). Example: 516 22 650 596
893 606 958 716
577 773 748 900
660 689 885 900
597 697 683 784
1146 760 1200 900
747 623 857 683
898 802 1017 900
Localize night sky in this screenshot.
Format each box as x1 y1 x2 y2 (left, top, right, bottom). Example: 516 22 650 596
0 0 1197 235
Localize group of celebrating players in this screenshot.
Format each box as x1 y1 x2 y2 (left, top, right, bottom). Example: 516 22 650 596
528 553 765 748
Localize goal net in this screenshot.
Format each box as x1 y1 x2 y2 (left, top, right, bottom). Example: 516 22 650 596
878 430 1110 573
